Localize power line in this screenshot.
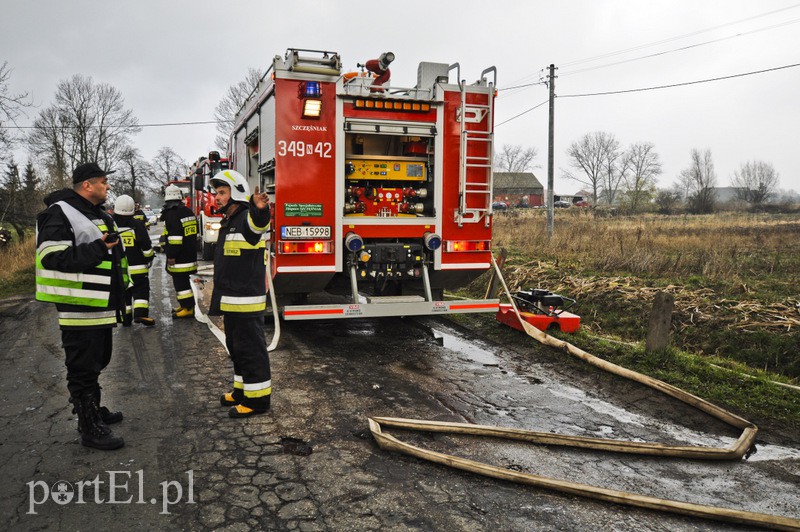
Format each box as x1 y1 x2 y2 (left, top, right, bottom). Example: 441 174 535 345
560 3 800 68
498 4 800 95
0 119 230 130
495 99 549 127
559 62 800 98
498 81 546 92
560 17 800 77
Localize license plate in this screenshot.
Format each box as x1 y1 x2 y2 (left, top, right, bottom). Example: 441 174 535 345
281 226 331 239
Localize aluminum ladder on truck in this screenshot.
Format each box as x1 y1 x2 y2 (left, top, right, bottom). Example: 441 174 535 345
452 65 497 227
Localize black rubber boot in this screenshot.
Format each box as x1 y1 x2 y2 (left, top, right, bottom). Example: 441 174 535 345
95 386 123 425
75 393 125 450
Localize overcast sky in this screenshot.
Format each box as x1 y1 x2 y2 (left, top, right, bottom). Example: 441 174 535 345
3 0 799 194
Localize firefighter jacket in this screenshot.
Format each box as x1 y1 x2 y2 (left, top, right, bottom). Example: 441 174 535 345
113 213 154 277
160 201 198 275
35 188 130 329
209 199 271 317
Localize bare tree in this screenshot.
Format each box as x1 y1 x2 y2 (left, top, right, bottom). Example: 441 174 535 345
26 107 71 190
731 160 779 208
214 67 262 153
151 146 187 185
0 62 32 150
116 147 159 203
27 74 140 187
563 131 620 205
620 142 662 212
494 144 538 172
680 148 717 214
654 186 683 214
600 138 626 206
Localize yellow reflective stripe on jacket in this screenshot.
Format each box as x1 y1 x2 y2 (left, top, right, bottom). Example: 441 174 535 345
219 294 266 313
35 254 112 307
167 262 197 273
128 264 149 275
35 261 111 286
242 379 272 398
247 213 270 234
223 239 266 251
37 240 72 258
58 310 117 327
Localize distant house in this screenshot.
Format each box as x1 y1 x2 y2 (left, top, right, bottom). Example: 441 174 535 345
493 172 544 207
574 189 592 205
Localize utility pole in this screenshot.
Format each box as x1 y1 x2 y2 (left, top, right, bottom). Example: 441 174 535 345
546 64 556 239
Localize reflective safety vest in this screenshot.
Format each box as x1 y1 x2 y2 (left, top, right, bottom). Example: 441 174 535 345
162 205 198 274
209 202 271 316
116 218 154 276
35 200 128 328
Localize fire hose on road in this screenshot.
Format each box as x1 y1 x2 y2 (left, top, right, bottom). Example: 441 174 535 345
369 254 800 531
192 251 281 352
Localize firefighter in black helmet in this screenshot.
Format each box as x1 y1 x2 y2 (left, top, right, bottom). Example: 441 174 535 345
161 184 198 318
208 170 272 418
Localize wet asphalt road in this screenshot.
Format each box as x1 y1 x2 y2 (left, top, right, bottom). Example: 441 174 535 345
0 248 798 531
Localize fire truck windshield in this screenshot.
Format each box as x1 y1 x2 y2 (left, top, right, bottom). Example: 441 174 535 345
210 161 229 175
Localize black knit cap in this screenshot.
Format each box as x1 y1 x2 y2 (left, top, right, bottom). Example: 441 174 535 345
72 162 115 184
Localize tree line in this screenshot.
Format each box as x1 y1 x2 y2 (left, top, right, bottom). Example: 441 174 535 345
495 131 789 214
0 60 261 237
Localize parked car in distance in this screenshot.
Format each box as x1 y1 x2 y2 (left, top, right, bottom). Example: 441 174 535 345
143 210 158 226
492 201 509 211
553 200 571 208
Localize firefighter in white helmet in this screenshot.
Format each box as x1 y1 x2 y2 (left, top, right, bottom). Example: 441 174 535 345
113 194 155 326
208 170 272 418
160 184 198 318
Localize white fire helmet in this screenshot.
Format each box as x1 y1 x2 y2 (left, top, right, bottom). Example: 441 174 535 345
164 184 183 202
210 170 250 202
114 194 136 216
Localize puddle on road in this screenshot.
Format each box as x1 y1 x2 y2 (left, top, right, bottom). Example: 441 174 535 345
429 326 800 462
746 443 800 462
431 327 501 367
280 436 313 456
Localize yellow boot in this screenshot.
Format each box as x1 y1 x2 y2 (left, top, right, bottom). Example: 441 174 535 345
172 307 194 319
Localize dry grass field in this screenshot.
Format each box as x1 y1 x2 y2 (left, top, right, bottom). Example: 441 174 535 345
488 209 800 379
0 233 35 299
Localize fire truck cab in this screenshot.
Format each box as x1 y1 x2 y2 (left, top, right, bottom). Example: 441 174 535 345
229 48 499 320
189 151 229 260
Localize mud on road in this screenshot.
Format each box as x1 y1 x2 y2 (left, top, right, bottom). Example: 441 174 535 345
0 254 798 531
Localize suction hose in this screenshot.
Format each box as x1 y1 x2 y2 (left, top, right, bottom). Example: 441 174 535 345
368 253 800 531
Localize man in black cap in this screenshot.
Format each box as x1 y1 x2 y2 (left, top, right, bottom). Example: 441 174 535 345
35 162 128 450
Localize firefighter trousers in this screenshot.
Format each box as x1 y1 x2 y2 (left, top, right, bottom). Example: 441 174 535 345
223 314 271 411
127 273 151 318
62 328 113 399
170 272 195 310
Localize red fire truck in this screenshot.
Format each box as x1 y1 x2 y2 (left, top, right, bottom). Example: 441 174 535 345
188 151 229 260
165 151 229 260
229 48 499 320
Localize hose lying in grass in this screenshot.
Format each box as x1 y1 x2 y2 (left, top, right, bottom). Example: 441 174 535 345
368 254 800 531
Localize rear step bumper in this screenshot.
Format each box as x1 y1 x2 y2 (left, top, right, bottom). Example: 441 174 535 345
283 299 499 320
